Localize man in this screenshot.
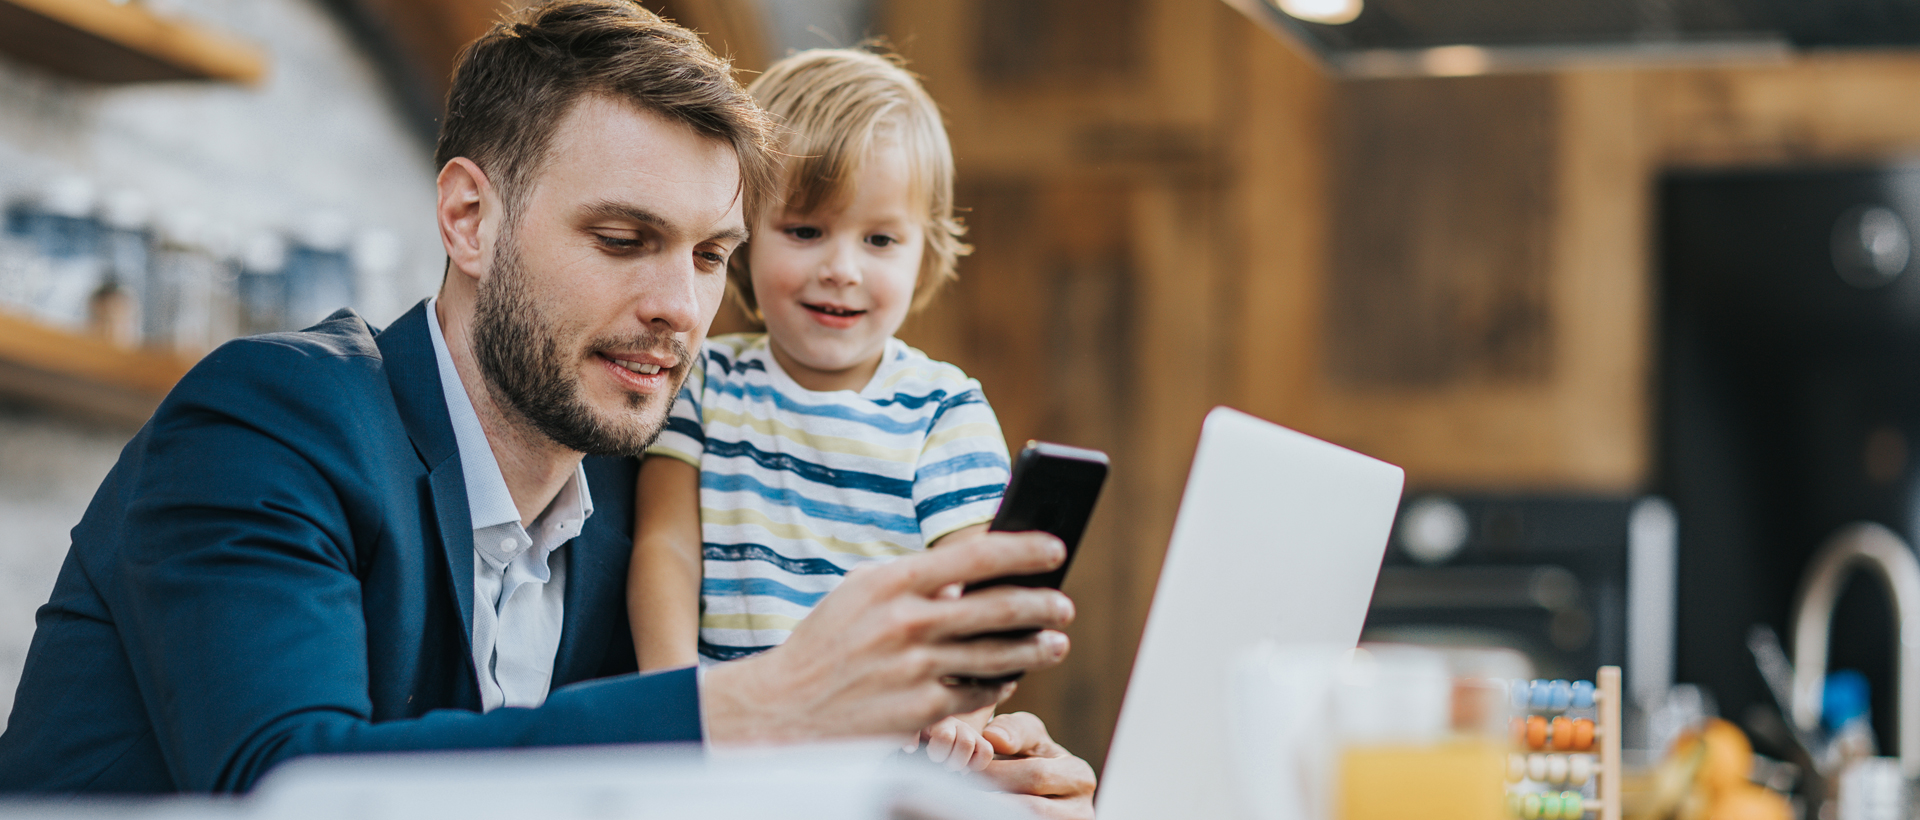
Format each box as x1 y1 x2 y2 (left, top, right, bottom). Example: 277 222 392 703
0 3 1094 816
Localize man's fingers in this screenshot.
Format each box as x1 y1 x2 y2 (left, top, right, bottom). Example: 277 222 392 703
933 630 1069 680
983 755 1088 799
982 711 1051 756
926 586 1074 641
891 531 1065 596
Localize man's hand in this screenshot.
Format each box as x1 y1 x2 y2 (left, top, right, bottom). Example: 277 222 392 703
699 531 1074 744
981 711 1097 820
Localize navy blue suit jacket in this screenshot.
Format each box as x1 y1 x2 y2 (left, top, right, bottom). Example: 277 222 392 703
0 301 698 793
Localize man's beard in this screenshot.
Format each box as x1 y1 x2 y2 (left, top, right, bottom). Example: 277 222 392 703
471 237 689 458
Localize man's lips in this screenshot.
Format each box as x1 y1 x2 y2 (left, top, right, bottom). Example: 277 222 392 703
596 351 677 392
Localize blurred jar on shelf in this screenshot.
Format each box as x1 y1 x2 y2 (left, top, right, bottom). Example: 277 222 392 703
92 189 152 347
148 212 239 355
238 231 288 335
285 211 354 329
5 176 106 330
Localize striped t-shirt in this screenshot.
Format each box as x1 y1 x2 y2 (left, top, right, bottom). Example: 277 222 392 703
647 333 1011 662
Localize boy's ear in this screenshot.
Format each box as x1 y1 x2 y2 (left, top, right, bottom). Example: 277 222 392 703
437 157 497 285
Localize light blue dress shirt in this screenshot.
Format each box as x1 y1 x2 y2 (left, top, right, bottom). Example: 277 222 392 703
426 298 593 712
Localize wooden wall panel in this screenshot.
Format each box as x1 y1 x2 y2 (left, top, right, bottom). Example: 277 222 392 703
884 0 1329 773
1325 75 1558 388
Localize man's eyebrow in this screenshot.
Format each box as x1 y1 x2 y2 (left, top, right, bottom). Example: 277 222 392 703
583 200 747 244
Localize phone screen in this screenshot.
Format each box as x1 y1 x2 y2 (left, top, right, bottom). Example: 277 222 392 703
966 441 1109 591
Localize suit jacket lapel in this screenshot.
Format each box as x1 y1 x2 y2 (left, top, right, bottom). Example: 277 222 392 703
554 455 640 682
377 300 477 657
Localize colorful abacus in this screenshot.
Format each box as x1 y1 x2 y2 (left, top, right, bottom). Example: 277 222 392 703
1504 667 1621 820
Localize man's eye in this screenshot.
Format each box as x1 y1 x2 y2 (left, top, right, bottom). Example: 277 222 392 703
697 250 727 268
786 226 822 241
597 234 642 250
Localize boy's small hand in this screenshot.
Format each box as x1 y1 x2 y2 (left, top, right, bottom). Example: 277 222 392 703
909 715 996 772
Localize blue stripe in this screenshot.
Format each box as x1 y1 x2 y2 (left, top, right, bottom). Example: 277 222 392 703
702 576 826 607
704 542 849 576
916 483 1006 521
916 451 1009 483
700 639 774 661
701 472 919 533
663 415 705 445
705 439 912 497
870 388 957 410
934 390 990 414
708 380 938 436
707 347 765 377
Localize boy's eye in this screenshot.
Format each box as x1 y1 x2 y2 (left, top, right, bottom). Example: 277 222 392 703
867 234 896 248
786 226 822 241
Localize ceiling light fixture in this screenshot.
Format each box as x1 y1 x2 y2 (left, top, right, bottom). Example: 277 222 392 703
1275 0 1362 26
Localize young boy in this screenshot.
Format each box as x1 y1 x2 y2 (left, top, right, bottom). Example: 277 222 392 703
628 49 1013 769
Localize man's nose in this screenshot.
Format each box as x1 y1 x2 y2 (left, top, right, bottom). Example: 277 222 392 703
636 256 703 333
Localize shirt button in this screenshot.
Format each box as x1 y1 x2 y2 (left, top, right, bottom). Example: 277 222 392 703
500 537 516 550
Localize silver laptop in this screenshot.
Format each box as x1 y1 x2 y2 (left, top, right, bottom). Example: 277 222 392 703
1097 407 1405 820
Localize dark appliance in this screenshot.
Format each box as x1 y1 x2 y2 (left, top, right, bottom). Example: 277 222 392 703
1659 166 1920 755
1365 495 1674 705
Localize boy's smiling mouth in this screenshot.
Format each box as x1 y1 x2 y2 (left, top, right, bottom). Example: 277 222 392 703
801 301 867 330
803 302 866 318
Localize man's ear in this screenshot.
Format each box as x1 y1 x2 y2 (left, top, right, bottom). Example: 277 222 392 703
437 157 495 284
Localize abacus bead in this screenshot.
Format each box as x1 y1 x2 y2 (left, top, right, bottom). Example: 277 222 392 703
1512 680 1534 710
1568 754 1593 786
1508 793 1524 818
1528 753 1550 781
1541 792 1563 820
1571 680 1595 710
1527 716 1550 749
1509 754 1527 783
1522 793 1543 820
1547 753 1570 785
1572 718 1595 751
1548 680 1573 712
1531 680 1554 711
1551 716 1575 750
1562 791 1585 818
1512 717 1528 746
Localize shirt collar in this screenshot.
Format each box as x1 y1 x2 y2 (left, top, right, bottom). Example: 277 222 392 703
425 297 596 536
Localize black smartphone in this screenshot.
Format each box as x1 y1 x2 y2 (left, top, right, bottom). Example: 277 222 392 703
965 441 1110 592
949 441 1108 687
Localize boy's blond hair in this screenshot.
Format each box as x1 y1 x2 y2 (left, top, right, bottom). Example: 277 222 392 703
729 48 970 316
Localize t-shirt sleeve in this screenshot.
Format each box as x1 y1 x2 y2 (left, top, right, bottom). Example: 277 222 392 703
645 351 707 467
913 384 1012 545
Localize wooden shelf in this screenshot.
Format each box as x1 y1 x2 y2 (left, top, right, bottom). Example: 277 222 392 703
0 310 195 427
0 0 265 84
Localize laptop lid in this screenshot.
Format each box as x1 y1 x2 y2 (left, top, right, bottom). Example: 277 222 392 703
1096 407 1405 820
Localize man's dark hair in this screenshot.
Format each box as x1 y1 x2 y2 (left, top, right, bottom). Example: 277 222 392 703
436 0 776 222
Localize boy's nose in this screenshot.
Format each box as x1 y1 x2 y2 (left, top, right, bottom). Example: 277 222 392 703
819 239 862 285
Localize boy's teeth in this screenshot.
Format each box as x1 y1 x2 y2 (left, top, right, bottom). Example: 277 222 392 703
619 360 661 374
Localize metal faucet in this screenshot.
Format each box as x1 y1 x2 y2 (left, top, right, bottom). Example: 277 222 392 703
1789 521 1920 777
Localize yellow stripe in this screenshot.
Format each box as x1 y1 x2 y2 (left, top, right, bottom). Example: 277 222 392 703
702 612 802 632
701 506 916 557
924 514 995 546
925 421 1004 452
703 406 919 462
877 361 966 391
644 445 700 468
